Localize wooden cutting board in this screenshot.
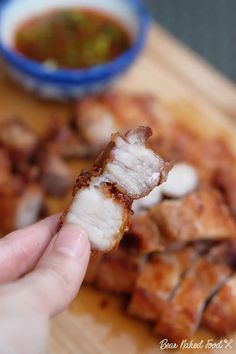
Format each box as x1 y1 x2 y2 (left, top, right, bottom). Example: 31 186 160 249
0 24 236 353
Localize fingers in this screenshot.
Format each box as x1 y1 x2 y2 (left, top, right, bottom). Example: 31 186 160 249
21 223 90 317
0 214 60 284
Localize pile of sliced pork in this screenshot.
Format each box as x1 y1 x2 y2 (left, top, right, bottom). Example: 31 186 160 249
75 93 236 341
1 92 236 342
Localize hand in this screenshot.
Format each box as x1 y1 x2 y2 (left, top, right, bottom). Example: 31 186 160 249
0 214 90 354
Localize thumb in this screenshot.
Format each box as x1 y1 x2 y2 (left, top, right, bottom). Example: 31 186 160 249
21 223 91 317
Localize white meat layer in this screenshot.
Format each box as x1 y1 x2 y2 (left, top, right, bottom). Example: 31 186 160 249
99 132 165 198
66 185 123 250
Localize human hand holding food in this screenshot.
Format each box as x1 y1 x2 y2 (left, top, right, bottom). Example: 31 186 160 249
0 214 90 354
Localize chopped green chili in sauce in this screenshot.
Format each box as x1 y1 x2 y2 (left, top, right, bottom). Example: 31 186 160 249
15 8 131 69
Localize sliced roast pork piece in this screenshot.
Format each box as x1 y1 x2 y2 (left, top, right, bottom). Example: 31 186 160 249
121 213 164 255
128 247 198 321
0 178 44 233
95 249 144 293
0 118 38 169
155 257 232 342
203 274 236 335
151 189 236 244
62 127 170 251
75 93 157 155
75 96 119 154
150 123 201 163
44 115 89 159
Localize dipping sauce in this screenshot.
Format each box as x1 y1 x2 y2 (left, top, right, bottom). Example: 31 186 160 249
14 8 131 70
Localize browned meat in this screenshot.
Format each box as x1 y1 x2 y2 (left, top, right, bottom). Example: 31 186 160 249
40 152 73 197
155 257 231 342
208 240 236 268
151 189 236 244
150 123 200 163
62 127 169 251
0 179 44 233
121 213 164 255
203 274 236 335
213 166 236 217
128 247 198 321
0 118 38 168
75 93 157 154
44 115 89 159
95 249 143 294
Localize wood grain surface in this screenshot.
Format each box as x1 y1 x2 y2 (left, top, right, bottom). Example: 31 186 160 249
0 24 235 354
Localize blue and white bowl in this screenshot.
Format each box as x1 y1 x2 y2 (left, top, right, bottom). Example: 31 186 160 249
0 0 150 100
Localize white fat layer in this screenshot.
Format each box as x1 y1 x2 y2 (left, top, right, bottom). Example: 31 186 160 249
99 135 163 197
66 185 123 250
15 191 43 229
162 162 198 198
133 186 163 213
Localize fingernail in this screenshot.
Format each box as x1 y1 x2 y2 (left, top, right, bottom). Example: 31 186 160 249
54 224 89 258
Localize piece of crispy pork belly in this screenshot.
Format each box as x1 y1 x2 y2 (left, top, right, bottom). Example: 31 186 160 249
0 179 44 233
151 189 236 244
128 247 198 321
150 123 201 163
203 274 236 335
95 249 143 294
75 93 157 154
63 127 169 251
44 115 89 159
155 257 231 342
121 213 164 255
0 119 38 166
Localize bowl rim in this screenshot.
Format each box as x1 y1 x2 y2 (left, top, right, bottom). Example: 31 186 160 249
0 0 150 83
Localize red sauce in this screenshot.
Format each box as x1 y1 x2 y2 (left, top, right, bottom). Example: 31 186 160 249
15 8 131 69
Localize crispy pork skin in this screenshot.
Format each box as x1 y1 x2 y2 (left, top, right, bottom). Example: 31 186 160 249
203 275 236 335
121 213 163 254
63 127 169 251
128 247 197 321
155 257 231 342
95 249 143 293
151 123 200 163
152 189 236 243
